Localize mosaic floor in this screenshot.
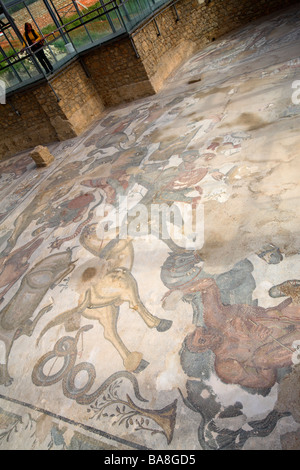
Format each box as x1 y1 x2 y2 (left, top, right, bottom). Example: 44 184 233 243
0 5 300 450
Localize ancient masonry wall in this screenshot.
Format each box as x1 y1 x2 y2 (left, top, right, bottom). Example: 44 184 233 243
1 0 298 160
131 0 300 91
1 60 104 158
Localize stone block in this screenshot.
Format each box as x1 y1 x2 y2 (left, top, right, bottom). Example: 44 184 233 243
30 145 55 167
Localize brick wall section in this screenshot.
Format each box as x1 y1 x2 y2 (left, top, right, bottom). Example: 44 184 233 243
0 88 58 158
83 37 155 107
84 0 300 101
1 0 299 160
132 0 300 91
48 60 105 135
1 60 104 159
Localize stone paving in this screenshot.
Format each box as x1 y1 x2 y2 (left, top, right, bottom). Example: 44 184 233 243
0 5 300 450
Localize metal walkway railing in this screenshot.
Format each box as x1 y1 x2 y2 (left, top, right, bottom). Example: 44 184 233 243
0 0 174 94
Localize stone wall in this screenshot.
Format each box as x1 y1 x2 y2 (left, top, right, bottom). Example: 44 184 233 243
47 59 105 136
1 60 104 159
82 0 300 106
1 0 299 160
0 86 58 158
132 0 300 92
83 37 155 107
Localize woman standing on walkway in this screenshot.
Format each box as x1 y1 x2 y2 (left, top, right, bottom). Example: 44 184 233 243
22 22 53 75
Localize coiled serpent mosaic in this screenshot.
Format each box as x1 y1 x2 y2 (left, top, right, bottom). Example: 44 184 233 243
32 325 148 405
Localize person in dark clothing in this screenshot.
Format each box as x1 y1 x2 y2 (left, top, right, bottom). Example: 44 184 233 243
21 23 53 74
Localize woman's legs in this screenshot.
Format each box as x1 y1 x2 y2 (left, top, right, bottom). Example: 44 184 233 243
35 49 53 74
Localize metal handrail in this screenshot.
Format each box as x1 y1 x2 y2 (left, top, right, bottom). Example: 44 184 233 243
0 0 121 68
131 0 179 37
0 0 172 78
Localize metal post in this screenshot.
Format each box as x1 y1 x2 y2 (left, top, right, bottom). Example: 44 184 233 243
7 96 21 116
145 0 155 13
6 1 46 78
113 0 128 33
0 0 24 44
130 36 139 58
71 0 94 43
0 1 31 82
0 44 22 82
99 0 116 33
48 0 74 47
79 56 90 77
1 27 31 78
24 2 57 64
134 0 144 20
172 3 179 22
117 0 131 24
153 18 160 35
43 0 69 44
47 79 60 101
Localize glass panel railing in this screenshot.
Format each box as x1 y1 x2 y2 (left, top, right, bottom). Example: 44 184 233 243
0 24 43 89
86 1 124 40
115 0 153 31
48 36 72 61
0 0 172 92
64 23 91 50
0 62 21 88
86 14 121 43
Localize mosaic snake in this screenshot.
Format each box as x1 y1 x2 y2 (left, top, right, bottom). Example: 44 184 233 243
32 325 148 405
